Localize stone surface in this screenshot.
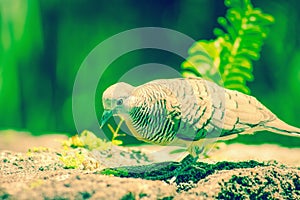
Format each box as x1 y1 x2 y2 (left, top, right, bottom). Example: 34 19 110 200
0 131 299 199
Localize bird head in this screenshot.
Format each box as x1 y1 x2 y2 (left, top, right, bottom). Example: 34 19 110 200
100 82 134 128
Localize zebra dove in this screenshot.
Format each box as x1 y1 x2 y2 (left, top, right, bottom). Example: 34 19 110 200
100 77 300 179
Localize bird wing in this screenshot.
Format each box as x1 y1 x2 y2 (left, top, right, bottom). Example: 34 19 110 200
181 77 277 136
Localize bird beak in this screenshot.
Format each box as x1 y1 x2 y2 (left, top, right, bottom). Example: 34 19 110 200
100 110 113 128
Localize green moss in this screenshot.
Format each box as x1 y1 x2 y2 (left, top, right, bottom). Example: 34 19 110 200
100 160 265 191
100 168 129 177
160 197 174 200
120 192 135 200
27 146 49 153
79 191 92 199
62 130 112 151
216 165 300 199
58 130 126 169
0 188 11 200
138 193 148 198
58 151 85 169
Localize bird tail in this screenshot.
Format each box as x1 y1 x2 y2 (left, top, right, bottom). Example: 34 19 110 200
264 119 300 137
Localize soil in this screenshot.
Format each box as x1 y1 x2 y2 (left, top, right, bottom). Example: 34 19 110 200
0 130 299 200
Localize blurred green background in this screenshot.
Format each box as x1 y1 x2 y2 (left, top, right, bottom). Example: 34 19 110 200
0 0 299 146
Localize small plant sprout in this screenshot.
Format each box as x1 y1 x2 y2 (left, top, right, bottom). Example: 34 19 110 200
107 118 126 146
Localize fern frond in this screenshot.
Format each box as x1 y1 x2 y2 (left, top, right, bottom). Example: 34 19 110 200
182 0 274 94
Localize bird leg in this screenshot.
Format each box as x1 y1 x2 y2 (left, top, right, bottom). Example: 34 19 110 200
141 153 198 183
166 154 199 184
145 146 204 183
99 147 204 184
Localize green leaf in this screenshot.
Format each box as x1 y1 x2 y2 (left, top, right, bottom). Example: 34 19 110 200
224 76 246 84
231 57 252 69
182 0 274 94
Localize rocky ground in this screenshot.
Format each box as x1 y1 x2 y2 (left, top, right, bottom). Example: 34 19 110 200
0 130 299 200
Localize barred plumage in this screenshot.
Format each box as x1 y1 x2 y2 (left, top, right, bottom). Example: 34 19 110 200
101 77 300 154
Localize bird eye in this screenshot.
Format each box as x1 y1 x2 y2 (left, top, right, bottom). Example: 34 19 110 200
116 98 123 105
